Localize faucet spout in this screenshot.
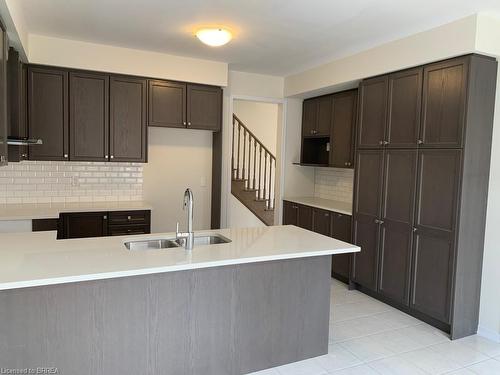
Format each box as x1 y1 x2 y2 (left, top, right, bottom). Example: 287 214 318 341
177 188 195 250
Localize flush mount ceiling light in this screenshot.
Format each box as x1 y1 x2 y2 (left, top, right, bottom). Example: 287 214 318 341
195 27 232 47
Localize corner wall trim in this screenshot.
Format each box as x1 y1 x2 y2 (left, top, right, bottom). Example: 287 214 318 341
477 326 500 343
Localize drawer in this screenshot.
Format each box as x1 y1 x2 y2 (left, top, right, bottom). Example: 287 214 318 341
108 210 150 225
108 224 150 236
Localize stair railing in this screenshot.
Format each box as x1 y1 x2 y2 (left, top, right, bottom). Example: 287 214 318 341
232 114 276 210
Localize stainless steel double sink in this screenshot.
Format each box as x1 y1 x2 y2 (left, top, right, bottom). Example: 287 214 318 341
124 234 231 251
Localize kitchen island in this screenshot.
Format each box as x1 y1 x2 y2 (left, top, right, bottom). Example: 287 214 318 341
0 225 359 375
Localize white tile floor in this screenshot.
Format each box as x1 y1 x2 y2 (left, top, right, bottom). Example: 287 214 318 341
249 279 500 375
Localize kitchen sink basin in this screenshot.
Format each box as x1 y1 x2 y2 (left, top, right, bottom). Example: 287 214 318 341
124 234 231 251
125 238 181 251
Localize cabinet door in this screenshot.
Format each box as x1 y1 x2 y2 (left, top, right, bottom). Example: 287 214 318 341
187 84 222 131
0 24 7 165
302 98 318 136
378 150 417 305
61 212 109 239
331 212 352 280
148 80 186 128
7 48 28 162
282 201 298 226
316 95 333 136
28 67 69 161
421 58 468 148
69 72 109 161
297 204 313 230
312 208 331 236
357 76 388 149
330 90 357 168
410 149 461 323
352 150 384 290
110 76 147 162
386 68 422 148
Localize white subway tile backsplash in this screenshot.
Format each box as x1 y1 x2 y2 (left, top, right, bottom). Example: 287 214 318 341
314 167 354 203
0 161 143 203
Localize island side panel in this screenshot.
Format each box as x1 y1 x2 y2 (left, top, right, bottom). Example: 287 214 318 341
0 256 331 375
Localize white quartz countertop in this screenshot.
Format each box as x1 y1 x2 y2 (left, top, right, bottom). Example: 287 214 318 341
0 201 152 220
283 197 352 215
0 225 359 291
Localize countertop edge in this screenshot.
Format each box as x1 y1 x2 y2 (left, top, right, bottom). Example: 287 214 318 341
0 246 360 291
283 197 352 216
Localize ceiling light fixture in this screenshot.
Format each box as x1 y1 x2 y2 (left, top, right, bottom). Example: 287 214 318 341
195 27 232 47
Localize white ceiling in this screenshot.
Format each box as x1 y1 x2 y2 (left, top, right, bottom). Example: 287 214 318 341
16 0 500 76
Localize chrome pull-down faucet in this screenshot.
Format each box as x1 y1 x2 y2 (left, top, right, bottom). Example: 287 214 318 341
176 188 194 250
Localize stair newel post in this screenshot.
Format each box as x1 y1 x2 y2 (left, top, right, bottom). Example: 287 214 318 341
237 120 241 179
231 116 236 179
242 129 247 187
258 146 262 199
253 141 257 190
263 152 268 205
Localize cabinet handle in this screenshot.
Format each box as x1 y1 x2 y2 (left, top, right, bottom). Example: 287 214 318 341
183 121 187 125
187 122 191 126
374 219 384 225
413 227 418 232
324 213 329 217
105 155 108 159
379 140 384 145
21 153 28 158
417 139 424 145
103 215 107 220
127 215 132 221
64 154 68 158
293 206 298 209
383 141 389 145
110 155 114 159
344 162 351 167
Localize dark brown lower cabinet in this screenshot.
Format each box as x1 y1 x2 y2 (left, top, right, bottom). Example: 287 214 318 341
331 213 352 281
60 212 109 239
283 200 354 282
58 210 151 239
312 208 331 236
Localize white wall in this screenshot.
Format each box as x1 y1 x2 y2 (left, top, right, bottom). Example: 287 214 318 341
282 98 315 198
284 15 478 97
233 100 279 154
28 35 227 86
143 127 212 233
229 196 265 228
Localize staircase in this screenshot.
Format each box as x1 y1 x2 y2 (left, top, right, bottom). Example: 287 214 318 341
232 114 276 226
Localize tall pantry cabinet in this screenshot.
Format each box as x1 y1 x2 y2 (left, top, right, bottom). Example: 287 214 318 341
352 54 497 339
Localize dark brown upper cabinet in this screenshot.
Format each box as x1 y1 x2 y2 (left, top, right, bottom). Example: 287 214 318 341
420 58 468 148
302 95 332 137
352 150 384 291
187 84 222 131
378 149 417 306
7 48 28 162
148 80 186 128
148 80 221 131
330 90 357 168
312 208 331 236
386 68 423 148
28 66 69 161
0 22 6 166
357 76 388 149
110 76 147 162
69 72 109 161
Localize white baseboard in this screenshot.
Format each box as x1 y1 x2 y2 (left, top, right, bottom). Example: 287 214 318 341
477 326 500 343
